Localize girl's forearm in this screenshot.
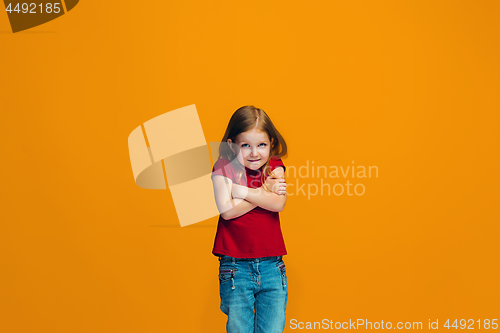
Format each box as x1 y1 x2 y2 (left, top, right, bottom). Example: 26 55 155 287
221 198 257 220
233 184 286 212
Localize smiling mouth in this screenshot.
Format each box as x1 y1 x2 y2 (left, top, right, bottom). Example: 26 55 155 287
248 159 260 162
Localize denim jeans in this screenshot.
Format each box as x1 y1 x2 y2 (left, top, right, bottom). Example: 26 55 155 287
218 255 288 333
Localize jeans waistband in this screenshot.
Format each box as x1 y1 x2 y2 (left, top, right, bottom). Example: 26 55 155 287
218 255 283 263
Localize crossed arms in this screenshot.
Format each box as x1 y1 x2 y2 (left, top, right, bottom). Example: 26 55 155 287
212 166 287 220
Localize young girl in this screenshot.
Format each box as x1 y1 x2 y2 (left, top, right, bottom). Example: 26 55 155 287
211 105 289 333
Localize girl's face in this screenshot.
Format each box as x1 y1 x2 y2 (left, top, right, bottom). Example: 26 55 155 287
228 129 271 170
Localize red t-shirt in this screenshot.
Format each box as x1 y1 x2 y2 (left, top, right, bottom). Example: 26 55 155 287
211 156 288 258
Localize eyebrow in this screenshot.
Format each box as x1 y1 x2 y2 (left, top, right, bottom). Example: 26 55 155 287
239 141 269 144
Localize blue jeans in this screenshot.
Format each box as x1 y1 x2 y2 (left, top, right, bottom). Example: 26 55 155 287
218 255 288 333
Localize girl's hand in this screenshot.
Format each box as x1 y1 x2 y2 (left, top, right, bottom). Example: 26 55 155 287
264 171 287 195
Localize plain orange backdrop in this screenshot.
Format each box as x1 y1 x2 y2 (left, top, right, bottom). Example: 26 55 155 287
1 1 499 332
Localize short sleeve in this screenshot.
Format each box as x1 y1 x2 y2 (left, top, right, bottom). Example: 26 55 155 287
269 157 286 173
212 157 236 182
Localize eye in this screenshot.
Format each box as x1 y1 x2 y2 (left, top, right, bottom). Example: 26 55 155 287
259 143 267 147
241 143 250 148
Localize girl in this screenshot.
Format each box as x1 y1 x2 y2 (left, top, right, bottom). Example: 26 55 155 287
211 105 289 333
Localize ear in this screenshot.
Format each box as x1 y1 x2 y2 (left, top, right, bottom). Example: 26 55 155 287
227 139 235 154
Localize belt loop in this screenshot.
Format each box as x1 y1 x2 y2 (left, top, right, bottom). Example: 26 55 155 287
232 257 236 264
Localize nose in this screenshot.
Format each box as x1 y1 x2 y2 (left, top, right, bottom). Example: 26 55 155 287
250 147 258 157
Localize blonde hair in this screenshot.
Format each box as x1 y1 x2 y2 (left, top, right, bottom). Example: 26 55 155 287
219 105 287 185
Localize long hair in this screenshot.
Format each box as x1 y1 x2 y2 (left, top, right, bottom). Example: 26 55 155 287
219 105 287 185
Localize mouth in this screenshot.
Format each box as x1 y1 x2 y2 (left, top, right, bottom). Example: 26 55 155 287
248 159 260 162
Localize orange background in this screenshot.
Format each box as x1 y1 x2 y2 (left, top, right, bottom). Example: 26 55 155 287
1 1 499 332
